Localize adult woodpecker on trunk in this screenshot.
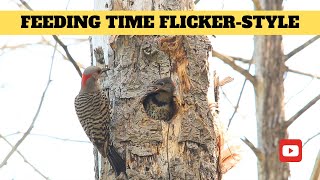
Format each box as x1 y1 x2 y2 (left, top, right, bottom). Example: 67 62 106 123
74 66 126 176
143 77 176 121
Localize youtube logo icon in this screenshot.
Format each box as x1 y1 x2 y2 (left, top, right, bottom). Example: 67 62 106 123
279 139 302 162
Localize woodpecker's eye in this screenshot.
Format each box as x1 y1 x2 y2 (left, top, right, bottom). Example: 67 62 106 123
157 82 165 86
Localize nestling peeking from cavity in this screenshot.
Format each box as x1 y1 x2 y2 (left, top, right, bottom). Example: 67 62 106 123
143 77 176 121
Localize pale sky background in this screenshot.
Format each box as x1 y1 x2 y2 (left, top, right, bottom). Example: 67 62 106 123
0 0 319 180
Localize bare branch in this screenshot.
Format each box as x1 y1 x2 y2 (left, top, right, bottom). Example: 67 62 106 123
310 150 320 180
229 56 252 64
19 0 32 9
40 36 69 60
227 63 252 129
3 132 90 143
30 133 90 143
285 78 313 105
52 35 83 77
285 35 320 61
240 137 263 161
0 134 49 179
212 49 256 86
0 40 57 169
303 132 320 147
0 42 39 50
19 0 82 77
3 132 21 137
221 89 235 107
284 93 320 128
0 35 84 70
252 0 263 10
288 68 320 80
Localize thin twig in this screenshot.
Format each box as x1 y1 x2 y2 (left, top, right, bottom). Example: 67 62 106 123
212 50 256 86
252 0 262 10
303 132 320 147
30 133 90 143
284 93 320 128
0 133 49 179
221 89 235 107
19 0 82 77
221 89 247 119
2 132 90 143
240 137 263 161
52 35 82 77
227 63 252 129
2 132 21 137
288 69 320 80
285 78 314 105
0 42 39 50
285 35 320 61
0 42 57 169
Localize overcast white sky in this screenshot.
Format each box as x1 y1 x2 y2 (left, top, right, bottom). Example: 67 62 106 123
0 0 319 180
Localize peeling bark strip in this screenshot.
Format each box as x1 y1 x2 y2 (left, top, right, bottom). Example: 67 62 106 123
94 46 105 64
99 34 219 180
159 36 191 93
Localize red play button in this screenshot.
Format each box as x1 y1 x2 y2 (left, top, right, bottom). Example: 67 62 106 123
289 148 293 153
279 139 302 162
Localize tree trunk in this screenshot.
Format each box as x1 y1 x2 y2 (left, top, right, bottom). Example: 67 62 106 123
254 0 290 179
91 0 220 179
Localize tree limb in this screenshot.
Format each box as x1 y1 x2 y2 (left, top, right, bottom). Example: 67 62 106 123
288 68 320 80
212 49 256 86
19 0 82 77
229 56 252 64
284 93 320 128
252 0 263 10
0 134 49 179
240 137 263 161
285 35 320 62
0 42 56 169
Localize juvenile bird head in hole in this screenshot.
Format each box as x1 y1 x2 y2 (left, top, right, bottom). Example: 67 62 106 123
143 77 176 121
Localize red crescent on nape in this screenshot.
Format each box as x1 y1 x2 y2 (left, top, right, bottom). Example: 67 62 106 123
81 74 92 87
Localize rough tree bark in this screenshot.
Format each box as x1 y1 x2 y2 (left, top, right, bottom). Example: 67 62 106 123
254 0 290 179
91 0 220 179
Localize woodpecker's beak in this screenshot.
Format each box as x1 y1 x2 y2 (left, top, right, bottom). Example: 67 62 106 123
149 84 160 92
99 68 109 78
101 67 109 74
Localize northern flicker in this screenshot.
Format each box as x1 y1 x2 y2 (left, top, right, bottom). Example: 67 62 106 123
74 66 126 176
143 77 176 121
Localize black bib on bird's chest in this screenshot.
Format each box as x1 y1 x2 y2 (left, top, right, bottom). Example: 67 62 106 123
143 90 175 121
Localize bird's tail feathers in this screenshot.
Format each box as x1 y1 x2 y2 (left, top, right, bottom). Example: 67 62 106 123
107 145 126 176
